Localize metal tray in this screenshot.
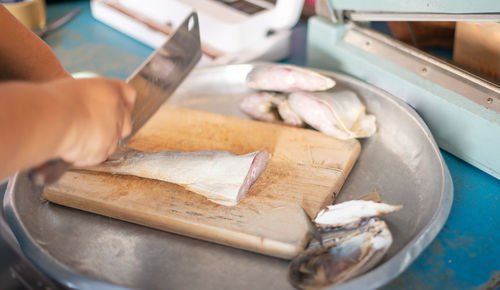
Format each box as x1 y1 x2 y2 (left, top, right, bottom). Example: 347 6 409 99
3 64 453 290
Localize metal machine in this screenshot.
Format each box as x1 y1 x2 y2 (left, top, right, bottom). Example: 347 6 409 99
308 0 500 179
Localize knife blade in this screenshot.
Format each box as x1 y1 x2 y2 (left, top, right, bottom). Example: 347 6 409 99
34 8 82 38
29 12 202 186
121 12 201 145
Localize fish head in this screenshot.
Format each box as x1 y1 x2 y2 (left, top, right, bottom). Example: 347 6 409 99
288 219 392 289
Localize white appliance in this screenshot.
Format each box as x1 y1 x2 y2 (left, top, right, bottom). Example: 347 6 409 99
91 0 305 66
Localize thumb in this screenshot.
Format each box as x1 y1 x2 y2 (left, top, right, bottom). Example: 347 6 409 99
121 107 133 139
120 82 136 113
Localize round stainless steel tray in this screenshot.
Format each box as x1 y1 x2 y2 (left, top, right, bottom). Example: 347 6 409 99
4 64 453 290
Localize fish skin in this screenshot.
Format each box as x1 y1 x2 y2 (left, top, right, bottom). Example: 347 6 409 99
240 93 304 127
239 92 278 123
314 200 402 229
84 148 271 206
239 89 377 140
289 219 393 289
270 95 304 127
288 196 401 288
288 91 377 140
246 65 336 92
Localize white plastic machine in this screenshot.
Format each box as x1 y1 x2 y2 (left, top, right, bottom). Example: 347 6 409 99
91 0 305 66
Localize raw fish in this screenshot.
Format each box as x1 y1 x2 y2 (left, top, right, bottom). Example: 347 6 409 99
85 148 271 206
272 95 304 127
289 199 402 289
288 90 377 140
314 200 402 229
246 65 336 92
239 93 304 127
289 219 393 289
239 92 278 123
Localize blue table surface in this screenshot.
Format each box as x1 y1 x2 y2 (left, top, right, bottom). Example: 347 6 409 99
43 1 499 289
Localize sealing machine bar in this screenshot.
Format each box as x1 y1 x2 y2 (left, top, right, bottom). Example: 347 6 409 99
346 12 500 22
307 13 500 179
315 0 500 23
343 22 500 114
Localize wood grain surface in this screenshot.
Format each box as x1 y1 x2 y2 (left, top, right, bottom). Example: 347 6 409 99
45 105 360 258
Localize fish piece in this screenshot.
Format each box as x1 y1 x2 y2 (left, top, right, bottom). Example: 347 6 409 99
314 200 402 229
271 95 304 127
288 90 377 140
239 92 278 123
239 93 304 127
289 219 393 289
84 148 271 206
246 65 336 92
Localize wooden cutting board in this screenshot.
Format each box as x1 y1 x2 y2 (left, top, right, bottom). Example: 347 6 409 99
45 106 360 259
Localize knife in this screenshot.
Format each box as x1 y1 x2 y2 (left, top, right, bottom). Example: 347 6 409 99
29 12 202 186
34 8 82 38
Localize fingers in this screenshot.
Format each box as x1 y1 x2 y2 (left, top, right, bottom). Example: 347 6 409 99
106 135 119 160
108 79 136 113
108 79 134 140
106 79 135 140
106 87 131 158
95 79 134 161
121 104 132 139
121 82 136 113
56 78 137 167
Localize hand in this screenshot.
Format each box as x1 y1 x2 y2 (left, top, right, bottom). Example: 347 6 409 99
46 77 136 167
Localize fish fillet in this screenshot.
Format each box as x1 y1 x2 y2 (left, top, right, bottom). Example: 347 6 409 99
271 95 304 127
84 148 271 206
240 93 304 127
314 200 402 228
246 65 336 92
288 91 377 140
239 92 278 123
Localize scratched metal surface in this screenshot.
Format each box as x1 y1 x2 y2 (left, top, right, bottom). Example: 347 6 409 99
6 1 500 289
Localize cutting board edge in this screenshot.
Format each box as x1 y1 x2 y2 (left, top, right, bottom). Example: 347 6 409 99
43 188 309 259
42 106 363 260
317 140 361 208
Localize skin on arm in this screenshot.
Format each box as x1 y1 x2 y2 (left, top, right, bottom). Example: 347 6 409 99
0 78 136 180
0 5 136 180
0 4 70 81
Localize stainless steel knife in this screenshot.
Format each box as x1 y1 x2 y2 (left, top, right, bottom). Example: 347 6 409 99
30 12 202 186
34 8 82 38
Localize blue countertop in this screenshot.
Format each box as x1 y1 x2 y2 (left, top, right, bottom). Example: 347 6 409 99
44 1 499 289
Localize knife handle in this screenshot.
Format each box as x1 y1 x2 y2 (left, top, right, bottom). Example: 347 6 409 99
29 159 71 186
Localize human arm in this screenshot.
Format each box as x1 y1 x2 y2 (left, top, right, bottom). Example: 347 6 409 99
0 78 135 180
0 4 70 81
